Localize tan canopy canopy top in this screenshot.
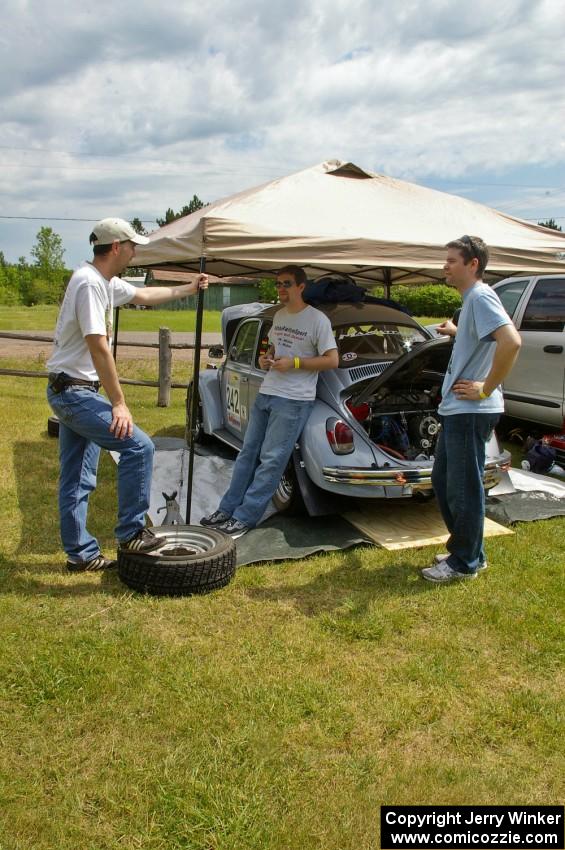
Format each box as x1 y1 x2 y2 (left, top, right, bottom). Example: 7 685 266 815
133 159 565 286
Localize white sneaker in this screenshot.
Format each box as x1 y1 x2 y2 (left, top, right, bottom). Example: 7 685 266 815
200 509 231 527
434 553 488 571
421 561 477 583
217 517 250 539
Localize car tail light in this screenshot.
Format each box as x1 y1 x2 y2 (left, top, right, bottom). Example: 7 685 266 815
326 418 354 454
346 399 370 422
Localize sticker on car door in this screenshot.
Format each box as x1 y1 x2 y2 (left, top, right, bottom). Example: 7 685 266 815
226 373 242 429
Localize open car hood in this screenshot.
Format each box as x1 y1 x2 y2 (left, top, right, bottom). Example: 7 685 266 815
351 336 453 405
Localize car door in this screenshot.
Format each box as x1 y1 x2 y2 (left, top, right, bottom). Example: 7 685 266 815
221 318 260 441
247 319 272 414
504 276 565 427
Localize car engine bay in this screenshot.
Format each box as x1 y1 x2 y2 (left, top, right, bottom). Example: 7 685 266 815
348 384 444 461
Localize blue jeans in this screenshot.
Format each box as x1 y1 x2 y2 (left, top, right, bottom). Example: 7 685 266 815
431 413 500 574
47 386 155 562
219 393 314 528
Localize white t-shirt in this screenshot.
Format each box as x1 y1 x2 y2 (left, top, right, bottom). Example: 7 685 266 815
47 262 137 381
260 305 337 401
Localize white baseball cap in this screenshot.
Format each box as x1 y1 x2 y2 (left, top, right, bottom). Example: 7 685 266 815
90 217 150 246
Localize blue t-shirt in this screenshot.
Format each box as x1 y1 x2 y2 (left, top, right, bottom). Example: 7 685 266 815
438 282 510 416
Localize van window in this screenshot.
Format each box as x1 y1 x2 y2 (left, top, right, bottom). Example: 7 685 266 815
495 279 530 318
520 278 565 332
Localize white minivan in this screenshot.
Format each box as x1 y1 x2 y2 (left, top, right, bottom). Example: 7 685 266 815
492 274 565 429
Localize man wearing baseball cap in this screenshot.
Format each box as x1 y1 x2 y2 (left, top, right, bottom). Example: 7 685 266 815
47 217 208 572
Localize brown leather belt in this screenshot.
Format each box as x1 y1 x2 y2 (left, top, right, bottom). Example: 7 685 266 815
48 372 100 392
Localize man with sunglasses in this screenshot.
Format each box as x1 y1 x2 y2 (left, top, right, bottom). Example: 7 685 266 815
422 236 521 583
201 264 338 538
47 217 208 571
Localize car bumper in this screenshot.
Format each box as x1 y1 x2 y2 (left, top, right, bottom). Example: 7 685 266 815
322 453 511 493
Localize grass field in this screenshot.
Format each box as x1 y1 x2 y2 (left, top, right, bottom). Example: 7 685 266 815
0 361 564 850
0 304 223 334
0 305 447 335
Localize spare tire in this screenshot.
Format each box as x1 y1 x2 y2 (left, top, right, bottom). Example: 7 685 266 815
47 415 60 437
118 525 236 596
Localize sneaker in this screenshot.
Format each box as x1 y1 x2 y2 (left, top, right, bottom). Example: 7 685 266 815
119 527 162 554
217 517 250 539
434 553 488 571
66 554 117 572
421 561 477 583
200 509 231 527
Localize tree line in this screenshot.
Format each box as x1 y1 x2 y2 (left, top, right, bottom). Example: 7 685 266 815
0 197 206 306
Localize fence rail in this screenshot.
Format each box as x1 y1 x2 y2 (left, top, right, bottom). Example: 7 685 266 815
0 329 201 405
0 331 201 349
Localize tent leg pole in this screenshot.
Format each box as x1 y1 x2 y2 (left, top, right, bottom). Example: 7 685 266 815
185 257 206 524
112 306 120 361
383 268 392 300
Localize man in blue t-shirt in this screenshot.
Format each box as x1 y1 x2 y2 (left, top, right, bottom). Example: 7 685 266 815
422 236 521 583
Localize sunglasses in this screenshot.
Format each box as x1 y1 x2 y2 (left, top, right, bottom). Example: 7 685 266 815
275 280 295 289
461 235 478 259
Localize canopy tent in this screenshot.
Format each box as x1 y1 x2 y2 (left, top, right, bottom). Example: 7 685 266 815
131 159 565 524
133 159 565 285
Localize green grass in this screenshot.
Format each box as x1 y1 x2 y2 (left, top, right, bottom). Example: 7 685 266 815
0 305 447 335
0 364 564 849
0 304 222 333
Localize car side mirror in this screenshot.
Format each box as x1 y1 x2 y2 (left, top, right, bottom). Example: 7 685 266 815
208 345 224 359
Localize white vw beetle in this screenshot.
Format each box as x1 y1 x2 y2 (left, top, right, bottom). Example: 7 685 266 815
191 301 510 516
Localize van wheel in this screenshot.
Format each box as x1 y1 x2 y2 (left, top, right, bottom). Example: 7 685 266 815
118 526 236 596
47 416 59 438
272 462 305 515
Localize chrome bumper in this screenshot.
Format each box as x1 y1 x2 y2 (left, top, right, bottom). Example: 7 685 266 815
322 466 433 490
322 459 510 491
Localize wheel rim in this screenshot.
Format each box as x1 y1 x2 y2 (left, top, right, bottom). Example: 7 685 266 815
150 527 223 557
275 471 294 506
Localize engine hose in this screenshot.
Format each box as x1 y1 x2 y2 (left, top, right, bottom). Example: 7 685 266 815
375 443 406 460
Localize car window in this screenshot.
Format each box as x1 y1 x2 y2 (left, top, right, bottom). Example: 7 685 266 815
228 320 260 365
494 279 530 318
335 322 428 366
520 278 565 332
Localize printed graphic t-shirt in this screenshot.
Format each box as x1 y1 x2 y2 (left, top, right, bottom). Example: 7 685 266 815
47 262 137 381
260 305 336 401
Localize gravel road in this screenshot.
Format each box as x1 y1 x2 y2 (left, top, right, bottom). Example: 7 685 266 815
0 331 223 361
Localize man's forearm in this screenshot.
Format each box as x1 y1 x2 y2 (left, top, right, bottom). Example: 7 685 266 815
298 351 339 371
133 280 203 306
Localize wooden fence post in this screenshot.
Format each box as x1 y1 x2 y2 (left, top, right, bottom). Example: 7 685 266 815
157 327 172 407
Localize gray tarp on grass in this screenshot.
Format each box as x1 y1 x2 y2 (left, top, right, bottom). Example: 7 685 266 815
144 438 565 567
147 438 371 566
232 514 372 567
486 491 565 525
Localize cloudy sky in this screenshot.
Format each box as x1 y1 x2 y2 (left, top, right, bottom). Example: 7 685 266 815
2 0 564 268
